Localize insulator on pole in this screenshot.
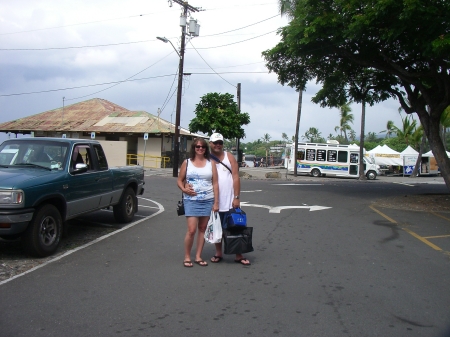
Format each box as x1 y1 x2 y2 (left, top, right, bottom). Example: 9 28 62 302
189 18 197 34
180 15 187 27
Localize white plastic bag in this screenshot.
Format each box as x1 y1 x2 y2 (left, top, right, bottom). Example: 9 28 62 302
204 211 222 244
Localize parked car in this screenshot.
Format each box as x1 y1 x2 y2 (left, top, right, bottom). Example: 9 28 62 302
0 137 145 257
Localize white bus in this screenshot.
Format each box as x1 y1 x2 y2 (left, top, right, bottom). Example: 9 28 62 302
284 142 381 180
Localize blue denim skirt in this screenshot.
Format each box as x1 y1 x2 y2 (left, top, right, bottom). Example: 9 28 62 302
183 198 213 217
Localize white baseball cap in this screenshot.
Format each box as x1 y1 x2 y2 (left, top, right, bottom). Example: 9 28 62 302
209 133 224 142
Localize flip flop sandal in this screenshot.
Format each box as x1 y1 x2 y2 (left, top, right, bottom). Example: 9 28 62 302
211 256 223 263
234 258 251 266
194 260 208 267
183 260 193 268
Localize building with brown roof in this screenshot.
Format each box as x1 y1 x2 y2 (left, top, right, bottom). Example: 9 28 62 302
0 98 205 168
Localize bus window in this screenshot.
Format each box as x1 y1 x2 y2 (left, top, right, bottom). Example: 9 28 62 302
298 149 305 160
327 150 337 162
306 149 315 161
337 151 348 163
350 153 359 163
317 149 326 161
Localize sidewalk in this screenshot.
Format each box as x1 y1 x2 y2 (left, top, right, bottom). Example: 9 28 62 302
145 166 446 184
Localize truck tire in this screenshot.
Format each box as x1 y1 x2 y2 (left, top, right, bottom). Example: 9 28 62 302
311 168 321 177
366 170 377 180
113 187 136 223
22 204 62 257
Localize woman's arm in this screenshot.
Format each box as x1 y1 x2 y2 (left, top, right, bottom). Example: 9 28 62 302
211 161 219 212
177 160 187 192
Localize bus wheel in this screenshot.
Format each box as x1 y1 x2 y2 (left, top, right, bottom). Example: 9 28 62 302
366 171 377 180
311 168 321 177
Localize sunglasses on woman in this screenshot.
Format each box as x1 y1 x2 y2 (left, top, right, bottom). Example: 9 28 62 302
195 145 206 149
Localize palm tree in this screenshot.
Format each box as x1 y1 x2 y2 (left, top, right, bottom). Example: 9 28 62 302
334 103 354 144
366 132 378 142
302 127 323 143
348 129 357 142
392 115 417 145
261 133 271 165
380 120 395 138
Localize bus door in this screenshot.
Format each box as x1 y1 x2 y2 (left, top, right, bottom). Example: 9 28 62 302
349 152 359 176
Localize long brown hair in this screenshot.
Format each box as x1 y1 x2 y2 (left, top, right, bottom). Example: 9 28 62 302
189 138 210 160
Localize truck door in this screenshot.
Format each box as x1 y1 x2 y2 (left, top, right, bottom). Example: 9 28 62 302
66 145 103 217
349 152 359 176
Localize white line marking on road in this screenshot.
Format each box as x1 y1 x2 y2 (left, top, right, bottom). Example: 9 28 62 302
272 183 322 186
392 182 415 187
241 190 262 193
240 202 331 213
0 198 164 286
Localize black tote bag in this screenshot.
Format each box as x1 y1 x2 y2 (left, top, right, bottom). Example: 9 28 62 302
223 227 254 255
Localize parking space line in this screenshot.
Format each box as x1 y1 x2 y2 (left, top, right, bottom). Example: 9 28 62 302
423 234 450 239
430 211 450 222
370 205 443 252
401 227 443 251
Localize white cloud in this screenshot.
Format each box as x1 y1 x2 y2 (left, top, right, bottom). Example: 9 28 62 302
0 0 412 145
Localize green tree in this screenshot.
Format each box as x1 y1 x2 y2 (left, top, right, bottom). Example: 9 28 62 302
333 104 353 144
380 120 395 139
348 129 357 142
189 92 250 139
302 127 324 143
440 107 450 150
392 115 417 146
366 132 378 143
264 0 450 190
281 132 289 143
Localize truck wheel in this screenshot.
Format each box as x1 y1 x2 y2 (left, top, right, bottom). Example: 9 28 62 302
311 168 321 177
113 187 136 223
366 171 377 180
22 204 62 257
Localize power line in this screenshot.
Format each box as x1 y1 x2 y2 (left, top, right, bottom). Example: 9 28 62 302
0 39 154 51
0 74 176 97
0 16 279 51
189 41 236 88
0 72 267 97
0 11 173 36
187 30 278 50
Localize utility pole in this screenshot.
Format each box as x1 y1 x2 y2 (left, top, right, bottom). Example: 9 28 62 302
236 83 241 166
170 0 200 177
294 90 303 176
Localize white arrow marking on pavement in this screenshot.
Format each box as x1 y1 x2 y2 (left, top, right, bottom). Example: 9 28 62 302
240 202 331 213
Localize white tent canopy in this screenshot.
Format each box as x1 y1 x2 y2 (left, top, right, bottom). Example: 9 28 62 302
367 145 402 166
422 150 450 157
400 145 419 161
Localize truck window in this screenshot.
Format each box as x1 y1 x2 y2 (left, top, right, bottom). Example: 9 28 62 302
317 149 326 161
71 145 92 171
337 151 348 163
306 148 316 161
327 150 337 162
93 145 108 170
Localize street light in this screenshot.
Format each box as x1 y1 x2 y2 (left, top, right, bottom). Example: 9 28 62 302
157 34 185 177
156 37 180 57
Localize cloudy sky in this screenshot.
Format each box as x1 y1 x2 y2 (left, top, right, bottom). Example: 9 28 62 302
0 0 411 144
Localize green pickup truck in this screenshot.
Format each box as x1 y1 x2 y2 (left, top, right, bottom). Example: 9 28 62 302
0 137 145 257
